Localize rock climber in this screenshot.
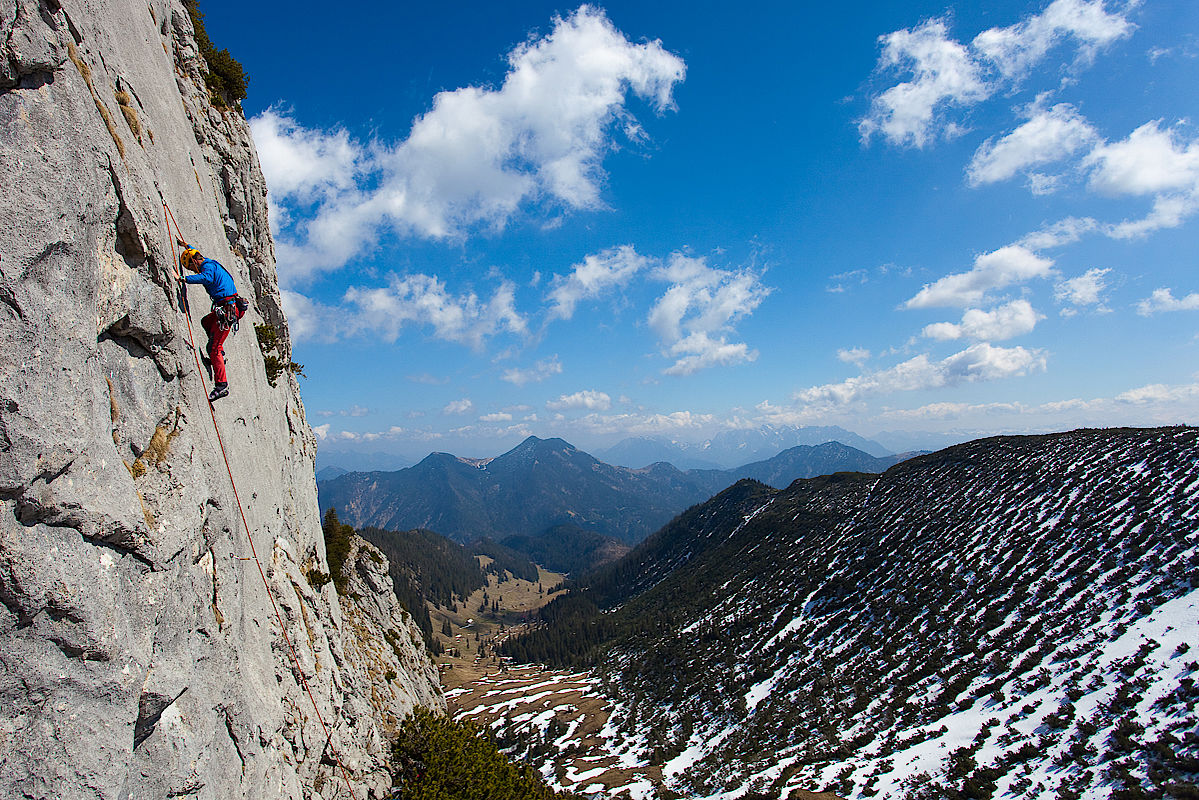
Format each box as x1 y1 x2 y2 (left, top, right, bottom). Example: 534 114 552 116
177 239 246 402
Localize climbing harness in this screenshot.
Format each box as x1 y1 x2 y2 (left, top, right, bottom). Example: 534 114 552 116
212 295 248 332
162 199 358 800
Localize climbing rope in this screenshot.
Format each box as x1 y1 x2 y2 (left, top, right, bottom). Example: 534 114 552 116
162 199 357 800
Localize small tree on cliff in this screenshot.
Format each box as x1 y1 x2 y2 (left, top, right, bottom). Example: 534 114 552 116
322 507 354 592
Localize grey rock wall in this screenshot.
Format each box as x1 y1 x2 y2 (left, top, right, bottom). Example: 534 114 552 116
0 1 443 798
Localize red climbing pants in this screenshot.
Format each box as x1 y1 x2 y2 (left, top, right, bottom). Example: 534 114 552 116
201 311 231 385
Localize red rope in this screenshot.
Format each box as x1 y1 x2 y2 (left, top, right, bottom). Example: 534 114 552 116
164 200 357 799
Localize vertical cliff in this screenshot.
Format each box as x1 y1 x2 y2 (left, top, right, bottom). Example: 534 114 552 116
0 1 443 798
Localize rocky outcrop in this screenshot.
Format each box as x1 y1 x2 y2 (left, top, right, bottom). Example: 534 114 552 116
0 1 442 798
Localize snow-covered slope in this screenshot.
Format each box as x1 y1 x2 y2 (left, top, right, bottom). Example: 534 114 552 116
526 427 1199 799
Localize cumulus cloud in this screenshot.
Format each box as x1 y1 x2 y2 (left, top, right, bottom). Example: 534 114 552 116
280 288 333 343
905 245 1054 308
861 0 1134 148
990 120 1199 246
340 274 526 349
859 18 987 148
312 423 331 440
501 356 564 385
545 245 651 321
967 101 1099 187
538 247 773 376
444 399 474 415
1136 288 1199 316
838 347 872 365
250 110 362 238
479 412 513 422
546 390 612 411
285 275 526 348
922 299 1042 341
1085 121 1199 196
1079 121 1199 238
971 0 1134 78
797 343 1048 406
252 7 685 282
1055 267 1111 314
647 253 772 375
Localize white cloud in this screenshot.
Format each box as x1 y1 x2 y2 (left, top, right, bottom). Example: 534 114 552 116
838 347 872 365
545 245 651 321
967 101 1099 187
501 356 564 385
1136 288 1199 316
1004 121 1199 247
444 398 474 415
971 0 1135 79
479 412 513 422
280 288 333 343
1018 216 1101 249
1055 267 1111 313
546 390 612 411
797 343 1047 406
877 401 1026 421
1116 382 1199 404
647 253 771 375
922 299 1042 341
905 245 1055 308
862 0 1134 149
540 247 772 375
826 268 869 293
252 7 686 281
250 109 361 230
1085 121 1199 197
312 423 330 440
860 18 988 148
342 274 526 349
661 334 755 377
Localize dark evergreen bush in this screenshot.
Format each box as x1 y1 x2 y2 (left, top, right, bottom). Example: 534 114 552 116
391 708 573 800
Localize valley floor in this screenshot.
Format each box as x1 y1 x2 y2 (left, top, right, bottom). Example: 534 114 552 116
429 564 665 797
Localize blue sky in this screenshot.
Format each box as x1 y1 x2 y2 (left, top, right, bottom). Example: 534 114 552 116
199 0 1199 462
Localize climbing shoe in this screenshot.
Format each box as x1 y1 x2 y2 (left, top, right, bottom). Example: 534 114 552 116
208 383 229 402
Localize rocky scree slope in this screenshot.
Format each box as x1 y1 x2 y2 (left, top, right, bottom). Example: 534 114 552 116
511 428 1199 799
0 2 441 798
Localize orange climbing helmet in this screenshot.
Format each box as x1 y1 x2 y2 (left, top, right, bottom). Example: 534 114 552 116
179 247 202 271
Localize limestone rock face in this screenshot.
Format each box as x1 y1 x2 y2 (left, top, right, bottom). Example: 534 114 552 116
0 1 443 798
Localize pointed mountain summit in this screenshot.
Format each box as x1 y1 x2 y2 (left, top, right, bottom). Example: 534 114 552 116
318 436 719 544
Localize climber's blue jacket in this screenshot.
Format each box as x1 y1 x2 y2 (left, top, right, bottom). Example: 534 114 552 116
185 258 237 301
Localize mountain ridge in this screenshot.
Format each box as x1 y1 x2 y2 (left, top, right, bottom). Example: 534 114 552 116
596 424 894 468
317 435 911 552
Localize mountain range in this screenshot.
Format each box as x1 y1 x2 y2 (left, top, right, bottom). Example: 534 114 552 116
317 436 914 562
595 424 894 469
502 426 1199 799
